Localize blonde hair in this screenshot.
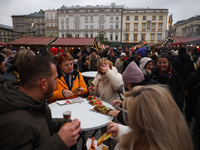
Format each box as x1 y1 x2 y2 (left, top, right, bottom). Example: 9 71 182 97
97 59 113 75
119 84 193 150
14 49 35 70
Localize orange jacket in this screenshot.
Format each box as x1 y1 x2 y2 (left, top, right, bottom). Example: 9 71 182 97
48 71 88 103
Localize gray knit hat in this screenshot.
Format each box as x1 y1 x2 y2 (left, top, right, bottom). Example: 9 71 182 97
122 62 144 83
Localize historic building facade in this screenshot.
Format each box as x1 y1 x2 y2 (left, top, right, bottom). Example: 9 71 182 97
45 9 58 37
122 8 168 46
0 24 14 43
12 10 45 37
57 3 124 46
171 15 200 37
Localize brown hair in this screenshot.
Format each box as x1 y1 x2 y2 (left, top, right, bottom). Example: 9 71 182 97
97 59 113 75
56 52 73 67
19 56 54 88
119 84 193 150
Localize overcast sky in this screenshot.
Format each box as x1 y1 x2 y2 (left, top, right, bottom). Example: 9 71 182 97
0 0 199 27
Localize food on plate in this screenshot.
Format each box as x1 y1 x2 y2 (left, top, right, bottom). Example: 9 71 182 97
66 100 72 104
89 137 96 150
73 87 82 94
87 95 103 105
97 133 112 146
93 105 112 115
87 95 97 101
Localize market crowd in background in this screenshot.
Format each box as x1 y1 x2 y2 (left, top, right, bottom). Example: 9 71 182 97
0 41 200 149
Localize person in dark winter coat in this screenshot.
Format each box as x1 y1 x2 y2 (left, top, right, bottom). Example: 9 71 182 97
172 47 195 85
107 50 117 65
184 58 200 126
72 47 82 72
0 56 81 150
0 53 5 82
193 96 200 148
149 53 184 111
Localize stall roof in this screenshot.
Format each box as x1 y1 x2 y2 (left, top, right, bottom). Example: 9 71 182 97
9 37 56 46
51 38 95 46
172 36 200 43
0 41 7 46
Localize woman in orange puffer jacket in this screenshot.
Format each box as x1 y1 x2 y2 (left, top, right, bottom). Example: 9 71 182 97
48 52 88 103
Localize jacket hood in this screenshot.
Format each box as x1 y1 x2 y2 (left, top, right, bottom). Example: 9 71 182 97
179 52 191 62
0 81 43 114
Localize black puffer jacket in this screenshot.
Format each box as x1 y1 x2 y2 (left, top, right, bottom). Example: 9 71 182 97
0 81 69 150
150 67 184 110
172 52 194 85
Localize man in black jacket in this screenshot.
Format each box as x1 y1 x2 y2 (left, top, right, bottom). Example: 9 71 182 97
0 56 81 150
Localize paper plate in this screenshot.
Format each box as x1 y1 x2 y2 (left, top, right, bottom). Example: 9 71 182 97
86 138 109 150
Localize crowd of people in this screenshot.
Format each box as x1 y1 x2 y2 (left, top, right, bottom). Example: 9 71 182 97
0 44 200 150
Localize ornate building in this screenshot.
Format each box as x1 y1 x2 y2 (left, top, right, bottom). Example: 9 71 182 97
57 3 124 46
171 15 200 37
45 9 58 37
12 10 45 37
122 8 168 46
0 24 14 43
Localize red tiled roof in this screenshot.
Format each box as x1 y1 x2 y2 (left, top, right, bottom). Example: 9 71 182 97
51 38 95 46
0 41 7 45
9 37 56 46
172 36 200 43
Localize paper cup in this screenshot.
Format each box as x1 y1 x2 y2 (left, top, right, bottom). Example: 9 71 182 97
63 111 71 120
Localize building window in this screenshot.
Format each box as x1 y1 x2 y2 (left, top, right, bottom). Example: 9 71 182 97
66 23 69 29
110 16 114 20
158 23 163 31
143 16 146 20
85 15 88 20
134 23 138 31
100 34 104 41
152 16 156 20
159 16 163 20
85 34 88 38
75 34 79 38
85 25 88 29
91 34 93 38
141 34 145 41
110 34 113 40
126 23 130 31
99 15 104 20
133 34 138 41
116 34 118 40
151 34 155 42
152 23 156 31
110 24 113 29
62 34 65 38
51 30 54 35
66 16 69 21
90 25 93 29
135 16 138 21
157 34 162 42
126 16 130 21
142 23 146 31
75 15 79 21
125 33 129 41
116 23 119 29
47 30 49 34
90 16 93 21
116 16 119 20
75 23 79 29
99 23 104 29
61 23 64 29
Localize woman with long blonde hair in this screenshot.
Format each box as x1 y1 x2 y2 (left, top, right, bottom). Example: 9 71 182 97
107 84 194 150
